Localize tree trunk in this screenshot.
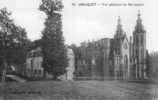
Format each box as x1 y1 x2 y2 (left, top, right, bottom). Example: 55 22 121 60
1 59 7 82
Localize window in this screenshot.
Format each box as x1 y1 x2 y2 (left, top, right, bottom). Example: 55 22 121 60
137 36 139 45
124 55 128 66
124 43 128 49
141 36 144 45
117 56 119 64
141 49 144 63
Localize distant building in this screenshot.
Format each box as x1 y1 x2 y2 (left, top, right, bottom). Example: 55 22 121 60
110 12 148 80
74 38 111 80
26 47 44 78
74 11 148 80
66 48 75 80
59 47 75 80
74 43 92 79
132 11 147 79
149 53 158 79
26 39 76 80
110 16 130 80
98 38 111 79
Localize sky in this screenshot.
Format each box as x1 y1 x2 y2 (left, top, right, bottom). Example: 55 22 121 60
0 0 158 53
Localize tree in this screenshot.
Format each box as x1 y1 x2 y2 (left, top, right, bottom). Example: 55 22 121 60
39 0 68 79
0 8 30 81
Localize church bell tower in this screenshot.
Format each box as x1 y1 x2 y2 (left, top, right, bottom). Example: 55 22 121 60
133 11 147 79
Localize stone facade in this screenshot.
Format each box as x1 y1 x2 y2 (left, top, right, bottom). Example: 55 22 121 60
110 16 130 80
59 48 75 80
74 38 111 80
66 48 75 80
132 11 147 79
26 47 44 78
74 11 148 80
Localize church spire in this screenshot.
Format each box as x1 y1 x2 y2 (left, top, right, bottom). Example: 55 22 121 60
117 16 121 29
114 16 124 38
138 10 141 17
134 10 145 33
137 10 142 25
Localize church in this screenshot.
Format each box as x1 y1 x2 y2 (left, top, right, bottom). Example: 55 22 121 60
110 11 148 80
74 11 148 80
110 16 130 80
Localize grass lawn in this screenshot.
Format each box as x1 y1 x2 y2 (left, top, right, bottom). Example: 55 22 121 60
0 81 113 100
0 80 157 100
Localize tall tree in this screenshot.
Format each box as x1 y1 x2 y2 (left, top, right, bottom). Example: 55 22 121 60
0 8 30 81
39 0 67 79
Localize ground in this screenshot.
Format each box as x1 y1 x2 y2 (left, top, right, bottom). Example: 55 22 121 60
0 80 158 100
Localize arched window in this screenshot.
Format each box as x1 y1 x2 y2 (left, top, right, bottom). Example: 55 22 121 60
137 36 139 45
141 49 144 63
124 55 128 68
124 55 128 79
141 35 144 45
124 42 128 49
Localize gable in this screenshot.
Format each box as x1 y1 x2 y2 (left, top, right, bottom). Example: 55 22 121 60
122 36 129 51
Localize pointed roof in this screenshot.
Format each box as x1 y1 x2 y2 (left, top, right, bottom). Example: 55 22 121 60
134 10 145 33
114 16 124 38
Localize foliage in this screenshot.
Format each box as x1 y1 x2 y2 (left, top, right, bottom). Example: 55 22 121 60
0 8 30 77
39 0 67 79
39 0 63 16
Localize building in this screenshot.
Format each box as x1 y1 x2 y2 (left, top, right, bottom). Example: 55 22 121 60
132 11 147 79
66 48 75 80
74 38 111 80
74 11 148 80
73 42 92 79
148 52 158 79
26 41 75 80
110 16 130 80
98 38 111 80
59 48 75 80
26 47 44 78
110 12 147 80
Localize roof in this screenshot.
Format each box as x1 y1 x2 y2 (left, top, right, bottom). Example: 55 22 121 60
110 34 128 56
28 39 42 51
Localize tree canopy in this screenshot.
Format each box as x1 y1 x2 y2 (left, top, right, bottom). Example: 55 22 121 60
0 8 30 79
39 0 68 79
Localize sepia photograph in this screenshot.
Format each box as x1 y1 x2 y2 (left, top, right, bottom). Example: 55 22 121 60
0 0 158 100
